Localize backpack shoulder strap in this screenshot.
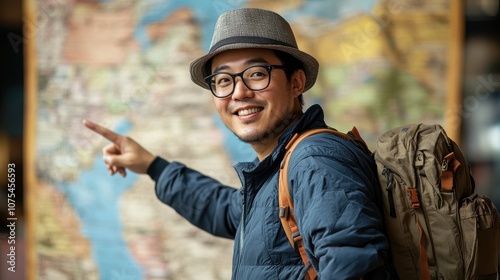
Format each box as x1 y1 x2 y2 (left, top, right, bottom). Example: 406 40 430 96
278 127 365 280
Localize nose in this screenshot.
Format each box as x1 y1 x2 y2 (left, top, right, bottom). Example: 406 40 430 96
231 76 254 101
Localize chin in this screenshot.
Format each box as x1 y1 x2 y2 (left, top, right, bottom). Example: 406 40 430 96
235 130 267 143
236 125 283 143
236 134 261 143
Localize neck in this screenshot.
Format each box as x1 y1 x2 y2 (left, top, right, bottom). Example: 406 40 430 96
251 137 280 161
251 111 303 161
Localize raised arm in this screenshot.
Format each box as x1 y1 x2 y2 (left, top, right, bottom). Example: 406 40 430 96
83 120 156 177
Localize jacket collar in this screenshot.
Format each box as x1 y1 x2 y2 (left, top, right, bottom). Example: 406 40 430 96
234 104 328 173
277 104 327 148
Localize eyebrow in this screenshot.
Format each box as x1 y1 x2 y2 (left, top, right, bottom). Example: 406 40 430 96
213 57 271 73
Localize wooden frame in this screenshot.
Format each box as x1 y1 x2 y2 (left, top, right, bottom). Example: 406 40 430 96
446 0 465 143
24 0 37 279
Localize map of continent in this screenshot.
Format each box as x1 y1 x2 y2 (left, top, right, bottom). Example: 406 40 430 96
34 0 452 279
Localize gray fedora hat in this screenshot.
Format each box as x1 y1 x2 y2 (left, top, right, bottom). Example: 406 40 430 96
189 8 319 92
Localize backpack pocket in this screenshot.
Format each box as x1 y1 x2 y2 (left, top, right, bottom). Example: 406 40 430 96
460 193 500 279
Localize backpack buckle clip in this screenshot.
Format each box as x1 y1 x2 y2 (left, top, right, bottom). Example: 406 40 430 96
407 188 420 208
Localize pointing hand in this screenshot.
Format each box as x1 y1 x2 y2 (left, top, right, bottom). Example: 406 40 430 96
83 120 155 176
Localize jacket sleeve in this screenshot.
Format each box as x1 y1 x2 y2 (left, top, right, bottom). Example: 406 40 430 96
287 136 388 279
147 157 241 239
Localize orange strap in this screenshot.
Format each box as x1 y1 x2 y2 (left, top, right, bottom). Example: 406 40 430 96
417 217 430 280
410 189 430 280
441 152 461 191
279 127 363 280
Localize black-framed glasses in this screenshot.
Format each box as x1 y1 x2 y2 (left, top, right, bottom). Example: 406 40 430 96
204 65 292 98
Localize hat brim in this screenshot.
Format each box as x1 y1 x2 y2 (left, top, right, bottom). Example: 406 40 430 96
190 43 319 92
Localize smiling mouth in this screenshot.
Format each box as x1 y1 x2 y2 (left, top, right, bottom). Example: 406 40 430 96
236 107 263 116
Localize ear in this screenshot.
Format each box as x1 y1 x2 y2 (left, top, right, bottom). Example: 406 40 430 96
290 69 306 98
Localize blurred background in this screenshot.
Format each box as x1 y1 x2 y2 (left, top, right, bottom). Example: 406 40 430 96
0 0 499 279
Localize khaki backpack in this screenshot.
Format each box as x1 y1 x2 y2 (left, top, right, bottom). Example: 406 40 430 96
278 124 500 280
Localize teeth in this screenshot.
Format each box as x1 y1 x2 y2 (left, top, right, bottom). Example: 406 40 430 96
237 108 261 116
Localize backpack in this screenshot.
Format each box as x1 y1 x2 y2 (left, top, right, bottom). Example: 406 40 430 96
278 123 500 280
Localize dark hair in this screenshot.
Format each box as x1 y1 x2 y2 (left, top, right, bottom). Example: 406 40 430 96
273 50 305 106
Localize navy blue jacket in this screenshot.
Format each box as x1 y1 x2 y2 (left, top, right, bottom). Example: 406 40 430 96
148 105 389 279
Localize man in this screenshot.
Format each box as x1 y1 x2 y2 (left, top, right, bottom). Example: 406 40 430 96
84 8 389 279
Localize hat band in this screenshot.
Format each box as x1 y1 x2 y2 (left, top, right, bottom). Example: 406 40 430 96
209 36 296 53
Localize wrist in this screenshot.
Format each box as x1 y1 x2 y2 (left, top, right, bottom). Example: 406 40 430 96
147 157 169 181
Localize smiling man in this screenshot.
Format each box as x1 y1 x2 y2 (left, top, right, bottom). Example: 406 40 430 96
84 8 390 279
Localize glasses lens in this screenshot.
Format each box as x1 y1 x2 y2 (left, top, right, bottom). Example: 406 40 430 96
210 73 233 97
243 66 270 91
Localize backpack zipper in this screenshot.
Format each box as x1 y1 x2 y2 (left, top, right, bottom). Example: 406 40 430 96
440 131 467 277
382 168 397 218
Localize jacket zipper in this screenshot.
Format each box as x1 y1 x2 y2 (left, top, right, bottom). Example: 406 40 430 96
235 187 247 279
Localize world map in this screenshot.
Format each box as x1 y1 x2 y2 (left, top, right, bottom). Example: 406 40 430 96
34 0 452 279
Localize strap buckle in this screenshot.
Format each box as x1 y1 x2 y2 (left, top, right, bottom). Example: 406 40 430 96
407 187 420 208
292 231 303 250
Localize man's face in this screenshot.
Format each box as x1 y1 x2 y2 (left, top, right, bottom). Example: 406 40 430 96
210 48 303 144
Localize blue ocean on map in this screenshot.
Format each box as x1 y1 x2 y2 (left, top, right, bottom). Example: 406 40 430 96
58 120 142 279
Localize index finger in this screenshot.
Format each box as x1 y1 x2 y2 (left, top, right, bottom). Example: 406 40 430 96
83 119 122 143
